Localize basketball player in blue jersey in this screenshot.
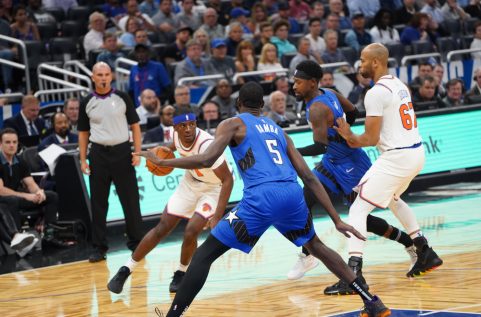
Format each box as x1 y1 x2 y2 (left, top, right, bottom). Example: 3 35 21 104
136 82 391 317
290 60 417 295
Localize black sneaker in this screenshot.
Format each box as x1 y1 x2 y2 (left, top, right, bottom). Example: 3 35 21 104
89 249 106 263
360 296 391 317
169 270 185 293
107 266 131 294
324 279 357 295
406 245 443 277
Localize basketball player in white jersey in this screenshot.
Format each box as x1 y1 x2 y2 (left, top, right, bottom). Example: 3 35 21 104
335 43 443 278
107 108 234 294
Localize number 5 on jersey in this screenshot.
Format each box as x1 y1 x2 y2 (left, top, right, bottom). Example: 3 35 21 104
266 139 283 164
399 102 418 130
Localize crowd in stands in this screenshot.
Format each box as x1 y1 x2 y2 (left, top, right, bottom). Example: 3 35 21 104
1 0 481 259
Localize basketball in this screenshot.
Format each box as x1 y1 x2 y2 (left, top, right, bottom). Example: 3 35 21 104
146 147 175 176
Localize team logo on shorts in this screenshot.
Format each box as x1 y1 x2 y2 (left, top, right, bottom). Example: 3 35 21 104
202 203 212 212
225 209 239 225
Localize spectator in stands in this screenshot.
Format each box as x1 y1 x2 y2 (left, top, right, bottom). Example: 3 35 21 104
289 38 316 76
344 12 372 53
320 71 339 92
127 29 155 60
346 0 380 18
257 43 283 81
176 0 201 30
208 38 235 79
247 3 269 37
395 0 420 24
261 0 278 16
0 127 59 252
197 100 221 132
129 43 172 106
38 112 78 152
10 4 40 41
441 0 470 21
193 28 211 57
321 29 346 68
139 0 159 18
412 76 446 109
152 0 179 42
174 39 216 86
0 0 13 23
433 63 446 97
173 85 196 113
271 2 301 34
101 0 127 21
289 0 311 21
234 40 256 84
272 75 299 114
205 0 226 26
83 12 107 56
119 17 140 48
26 0 55 24
271 20 296 58
228 7 252 37
253 22 273 55
409 61 434 92
164 25 193 64
3 95 45 139
63 97 79 133
443 78 465 107
471 21 481 60
421 0 444 25
321 13 341 39
211 79 237 119
400 12 431 45
266 90 296 127
225 21 243 56
200 8 224 39
0 205 37 257
329 0 352 30
370 8 401 45
0 17 14 92
120 0 155 32
305 17 325 64
466 67 481 104
143 104 174 144
466 0 481 19
97 33 125 74
42 0 77 14
348 71 372 113
136 89 160 124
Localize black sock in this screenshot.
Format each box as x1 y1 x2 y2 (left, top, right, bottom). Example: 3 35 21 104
166 235 229 317
388 226 413 248
349 277 374 302
367 215 413 247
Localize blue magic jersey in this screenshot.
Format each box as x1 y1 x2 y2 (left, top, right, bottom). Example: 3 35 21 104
229 113 297 189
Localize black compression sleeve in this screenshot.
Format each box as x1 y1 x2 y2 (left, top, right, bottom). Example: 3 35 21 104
297 141 327 156
345 108 359 125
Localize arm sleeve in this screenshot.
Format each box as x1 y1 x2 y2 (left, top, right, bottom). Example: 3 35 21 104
345 107 359 125
296 141 327 156
117 91 140 124
77 95 92 131
364 85 390 117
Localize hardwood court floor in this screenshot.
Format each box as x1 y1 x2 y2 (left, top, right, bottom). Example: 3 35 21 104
1 191 480 317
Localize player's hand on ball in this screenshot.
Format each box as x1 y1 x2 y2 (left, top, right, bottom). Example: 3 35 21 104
335 221 366 241
133 150 162 165
333 117 352 140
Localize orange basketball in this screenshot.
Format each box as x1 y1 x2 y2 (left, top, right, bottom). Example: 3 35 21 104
145 147 175 176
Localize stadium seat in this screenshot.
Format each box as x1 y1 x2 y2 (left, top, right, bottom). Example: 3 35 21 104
44 7 65 23
24 40 49 68
464 17 479 35
281 52 297 68
37 22 58 40
49 37 79 62
411 40 435 55
147 31 160 44
339 46 358 66
288 33 305 46
151 43 167 62
437 37 459 60
385 42 405 64
61 20 86 38
442 19 461 37
462 35 474 49
67 6 92 22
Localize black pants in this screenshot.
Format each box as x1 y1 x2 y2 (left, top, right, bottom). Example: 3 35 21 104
0 191 58 231
0 207 18 243
89 142 143 251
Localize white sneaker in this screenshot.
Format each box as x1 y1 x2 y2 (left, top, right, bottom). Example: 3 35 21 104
16 238 38 258
10 232 35 250
405 245 418 271
287 253 319 280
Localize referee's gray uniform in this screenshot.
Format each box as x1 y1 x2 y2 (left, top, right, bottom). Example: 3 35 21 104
78 90 143 252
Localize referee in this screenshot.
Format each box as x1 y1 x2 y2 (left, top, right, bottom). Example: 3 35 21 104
79 62 144 262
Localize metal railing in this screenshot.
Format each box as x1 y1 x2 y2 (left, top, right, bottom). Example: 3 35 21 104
114 57 137 92
37 63 92 102
0 34 30 92
354 58 398 70
447 48 481 62
320 61 351 70
232 69 288 83
179 74 225 86
401 53 441 66
64 60 93 82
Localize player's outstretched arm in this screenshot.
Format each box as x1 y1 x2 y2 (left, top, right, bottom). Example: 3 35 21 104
134 118 239 169
296 103 329 156
210 161 234 229
328 89 359 125
334 116 382 148
285 133 366 240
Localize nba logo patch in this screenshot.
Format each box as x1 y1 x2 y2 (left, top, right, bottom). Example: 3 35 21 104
398 89 409 100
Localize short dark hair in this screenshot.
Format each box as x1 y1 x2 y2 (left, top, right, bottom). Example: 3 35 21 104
308 17 321 26
174 106 195 117
446 78 464 90
273 20 290 33
238 82 264 109
50 111 67 128
296 60 323 81
420 75 435 86
64 97 79 109
0 128 18 142
419 61 434 70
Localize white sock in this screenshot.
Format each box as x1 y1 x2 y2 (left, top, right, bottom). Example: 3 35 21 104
388 198 420 235
178 263 188 272
348 196 375 256
124 257 138 273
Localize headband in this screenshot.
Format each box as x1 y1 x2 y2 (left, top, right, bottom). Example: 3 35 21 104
293 69 316 80
173 113 197 125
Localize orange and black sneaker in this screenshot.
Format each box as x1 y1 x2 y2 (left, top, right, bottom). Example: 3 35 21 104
360 296 391 317
406 245 443 277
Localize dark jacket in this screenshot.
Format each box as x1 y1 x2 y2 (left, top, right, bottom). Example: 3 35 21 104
3 113 46 138
143 126 164 144
37 132 79 152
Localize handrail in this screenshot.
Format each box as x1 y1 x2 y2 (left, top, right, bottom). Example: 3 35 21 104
232 69 288 82
401 52 441 66
0 34 30 92
354 58 398 70
37 63 92 90
114 57 137 92
320 61 351 69
38 74 90 90
0 92 23 100
34 87 90 99
178 74 225 86
64 60 93 77
447 48 481 62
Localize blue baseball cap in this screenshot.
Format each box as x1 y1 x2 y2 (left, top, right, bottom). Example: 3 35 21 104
211 38 226 48
230 7 250 19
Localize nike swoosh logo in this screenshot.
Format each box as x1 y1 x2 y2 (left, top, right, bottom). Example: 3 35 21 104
346 168 354 173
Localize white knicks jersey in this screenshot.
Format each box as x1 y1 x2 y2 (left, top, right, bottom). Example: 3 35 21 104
364 75 422 153
173 128 226 184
